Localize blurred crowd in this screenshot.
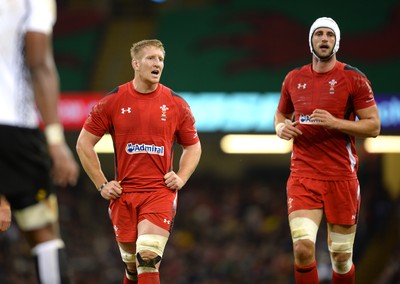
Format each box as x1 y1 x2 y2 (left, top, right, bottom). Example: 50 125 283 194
0 165 398 284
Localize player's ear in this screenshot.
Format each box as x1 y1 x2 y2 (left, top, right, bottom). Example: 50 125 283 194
132 59 139 71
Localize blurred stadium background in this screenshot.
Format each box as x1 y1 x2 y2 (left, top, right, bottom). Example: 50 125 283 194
1 0 399 283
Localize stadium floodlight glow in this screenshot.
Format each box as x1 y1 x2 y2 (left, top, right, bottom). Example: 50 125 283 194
94 134 114 153
220 134 293 154
364 136 400 153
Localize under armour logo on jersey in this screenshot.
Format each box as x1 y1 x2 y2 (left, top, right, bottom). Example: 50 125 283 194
121 107 131 114
164 218 171 224
297 83 307 89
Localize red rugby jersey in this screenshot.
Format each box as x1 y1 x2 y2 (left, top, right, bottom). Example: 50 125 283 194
278 61 376 180
84 82 199 191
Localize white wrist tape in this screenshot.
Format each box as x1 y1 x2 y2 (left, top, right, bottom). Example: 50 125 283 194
275 122 285 135
44 123 65 145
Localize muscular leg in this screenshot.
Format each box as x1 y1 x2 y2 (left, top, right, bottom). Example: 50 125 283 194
25 225 70 284
118 242 138 284
14 194 70 284
289 209 323 284
118 220 170 284
328 224 356 284
136 219 169 284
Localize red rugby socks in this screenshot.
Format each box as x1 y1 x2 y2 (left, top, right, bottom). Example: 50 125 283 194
332 263 355 284
138 272 160 284
294 260 319 284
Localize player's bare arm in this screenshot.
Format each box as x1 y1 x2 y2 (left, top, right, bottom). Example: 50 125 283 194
310 105 380 137
164 141 201 190
76 129 123 200
0 195 11 232
26 31 79 187
274 110 302 140
25 32 59 125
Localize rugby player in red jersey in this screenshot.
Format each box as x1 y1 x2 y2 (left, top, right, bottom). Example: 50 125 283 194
77 39 201 284
274 17 380 284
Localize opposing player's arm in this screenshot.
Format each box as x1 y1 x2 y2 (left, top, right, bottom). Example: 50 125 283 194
25 31 60 126
25 31 79 186
0 195 11 232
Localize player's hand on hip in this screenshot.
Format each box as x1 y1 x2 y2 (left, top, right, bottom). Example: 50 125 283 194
48 143 79 187
164 171 184 191
100 180 122 200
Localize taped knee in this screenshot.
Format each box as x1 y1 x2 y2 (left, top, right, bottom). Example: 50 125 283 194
125 269 138 281
136 252 161 270
289 217 318 243
136 234 168 274
119 246 138 280
118 246 136 264
329 232 355 274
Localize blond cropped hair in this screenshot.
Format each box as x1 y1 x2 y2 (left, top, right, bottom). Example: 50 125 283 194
130 39 165 60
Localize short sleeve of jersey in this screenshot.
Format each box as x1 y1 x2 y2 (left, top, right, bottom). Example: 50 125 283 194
346 69 376 110
174 96 199 146
83 96 112 137
26 0 56 34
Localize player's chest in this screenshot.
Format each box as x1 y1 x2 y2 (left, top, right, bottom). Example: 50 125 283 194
290 76 349 111
111 99 177 134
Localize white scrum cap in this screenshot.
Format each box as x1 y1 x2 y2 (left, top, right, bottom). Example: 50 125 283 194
309 17 340 58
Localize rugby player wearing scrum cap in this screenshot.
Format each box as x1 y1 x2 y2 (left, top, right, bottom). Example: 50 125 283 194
274 17 380 283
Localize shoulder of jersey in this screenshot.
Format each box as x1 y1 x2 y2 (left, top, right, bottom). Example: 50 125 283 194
285 64 310 81
105 86 120 97
290 64 310 74
170 89 190 106
344 64 367 77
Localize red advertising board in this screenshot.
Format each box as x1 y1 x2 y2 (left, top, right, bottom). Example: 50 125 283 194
59 92 103 131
